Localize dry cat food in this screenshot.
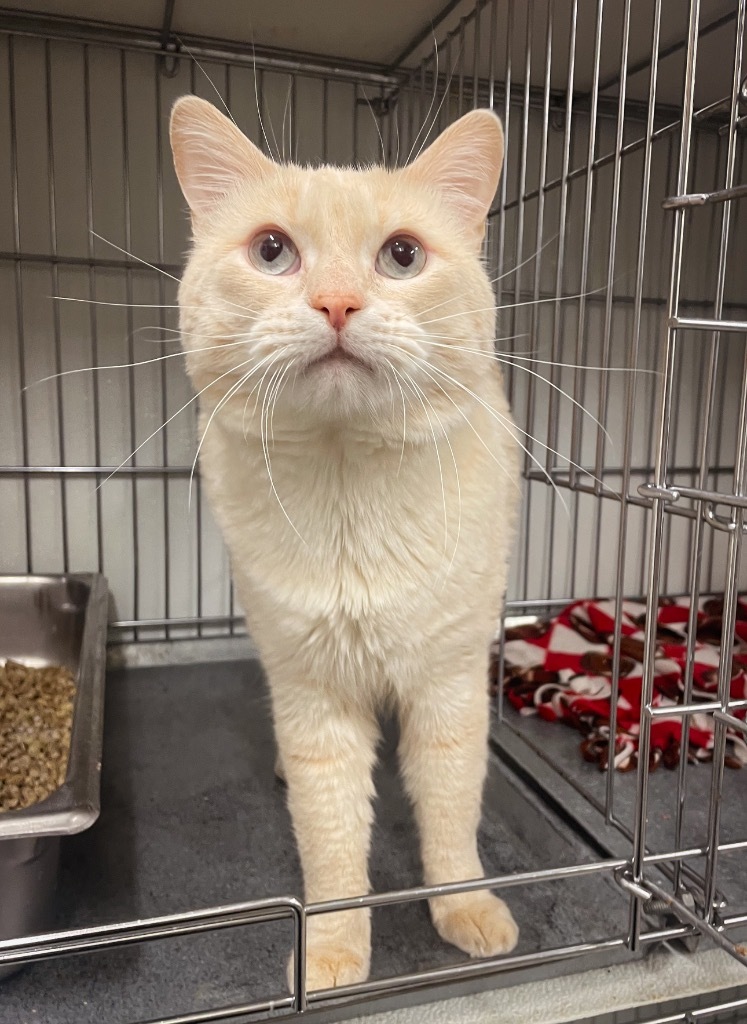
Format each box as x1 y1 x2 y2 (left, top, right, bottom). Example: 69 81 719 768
0 660 76 812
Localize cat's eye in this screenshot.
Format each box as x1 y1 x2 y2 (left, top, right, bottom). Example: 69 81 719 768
249 230 300 276
376 236 426 280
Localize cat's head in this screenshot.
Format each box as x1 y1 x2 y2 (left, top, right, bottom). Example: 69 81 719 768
170 96 503 439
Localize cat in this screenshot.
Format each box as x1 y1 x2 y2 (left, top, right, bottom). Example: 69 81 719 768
169 94 520 992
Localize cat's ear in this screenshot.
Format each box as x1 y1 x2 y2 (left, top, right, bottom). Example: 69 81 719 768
404 109 504 240
169 95 274 219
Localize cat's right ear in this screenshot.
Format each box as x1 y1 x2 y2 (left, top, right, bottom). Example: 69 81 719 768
169 96 274 221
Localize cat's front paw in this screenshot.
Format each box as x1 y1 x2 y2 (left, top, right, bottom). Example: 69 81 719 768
431 891 519 958
287 943 370 993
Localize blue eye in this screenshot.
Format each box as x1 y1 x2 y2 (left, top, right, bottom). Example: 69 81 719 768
376 235 426 279
249 230 300 275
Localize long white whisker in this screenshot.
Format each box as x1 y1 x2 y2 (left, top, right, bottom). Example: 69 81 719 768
95 354 256 492
417 281 615 328
395 352 522 497
415 338 611 441
386 360 408 474
415 235 560 320
396 351 571 518
406 29 439 165
390 362 449 558
190 366 256 507
397 363 462 582
259 361 307 546
26 335 257 388
90 230 180 284
178 38 239 129
51 295 260 322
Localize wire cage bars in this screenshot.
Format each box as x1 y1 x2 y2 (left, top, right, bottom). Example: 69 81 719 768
1 0 747 1021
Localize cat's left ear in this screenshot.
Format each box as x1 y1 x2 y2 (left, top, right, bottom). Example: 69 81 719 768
170 95 275 222
404 109 504 242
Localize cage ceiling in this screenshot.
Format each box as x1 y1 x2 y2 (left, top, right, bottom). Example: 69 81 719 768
0 0 740 107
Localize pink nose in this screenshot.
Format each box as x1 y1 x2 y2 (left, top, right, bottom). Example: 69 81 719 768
311 294 363 331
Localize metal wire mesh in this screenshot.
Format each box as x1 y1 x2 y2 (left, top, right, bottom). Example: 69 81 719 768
1 0 747 1020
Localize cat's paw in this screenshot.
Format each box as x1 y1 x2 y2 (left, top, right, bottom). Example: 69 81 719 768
431 892 519 958
287 943 370 992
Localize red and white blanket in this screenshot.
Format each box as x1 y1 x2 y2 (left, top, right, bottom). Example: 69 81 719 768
492 597 747 772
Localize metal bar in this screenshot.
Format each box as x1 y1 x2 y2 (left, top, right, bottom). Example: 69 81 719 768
121 47 140 641
486 0 496 111
0 896 304 965
520 0 553 602
670 314 747 333
44 38 69 573
544 0 578 604
638 482 747 509
0 465 195 476
154 60 171 640
646 700 747 719
159 0 177 52
8 36 32 573
509 0 533 408
644 878 747 967
110 615 245 631
0 248 181 272
568 0 604 493
594 0 632 500
307 859 627 916
606 0 662 826
663 181 747 208
629 0 702 954
572 0 607 599
304 938 626 1004
82 44 104 576
0 10 401 86
713 709 747 736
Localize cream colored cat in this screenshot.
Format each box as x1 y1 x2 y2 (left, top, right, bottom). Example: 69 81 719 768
169 95 520 991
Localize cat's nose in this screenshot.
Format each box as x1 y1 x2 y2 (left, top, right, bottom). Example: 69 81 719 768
311 294 363 331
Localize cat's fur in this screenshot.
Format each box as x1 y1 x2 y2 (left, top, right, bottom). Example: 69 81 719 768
169 96 520 991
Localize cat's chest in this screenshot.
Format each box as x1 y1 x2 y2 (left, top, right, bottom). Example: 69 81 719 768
203 426 453 611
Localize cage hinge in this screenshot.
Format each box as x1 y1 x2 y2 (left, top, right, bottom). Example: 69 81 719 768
615 870 702 953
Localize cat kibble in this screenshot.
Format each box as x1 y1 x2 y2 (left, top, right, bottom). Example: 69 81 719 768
0 660 76 812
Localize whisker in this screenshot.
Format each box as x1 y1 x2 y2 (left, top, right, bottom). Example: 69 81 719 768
394 348 571 517
397 363 462 582
90 230 180 284
51 295 261 323
390 362 449 559
417 280 615 328
25 335 259 388
415 233 559 320
405 29 440 165
190 365 256 507
416 352 624 503
189 349 285 506
383 358 408 474
177 37 239 129
415 337 611 441
395 352 522 497
94 354 257 493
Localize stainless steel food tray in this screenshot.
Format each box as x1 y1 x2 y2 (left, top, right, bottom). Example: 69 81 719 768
0 573 108 979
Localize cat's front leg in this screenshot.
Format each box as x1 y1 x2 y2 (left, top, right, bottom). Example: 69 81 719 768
398 661 519 959
271 678 378 992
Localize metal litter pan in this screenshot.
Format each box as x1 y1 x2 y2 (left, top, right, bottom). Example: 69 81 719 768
0 574 108 980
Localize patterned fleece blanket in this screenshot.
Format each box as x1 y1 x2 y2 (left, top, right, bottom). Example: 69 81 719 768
491 597 747 772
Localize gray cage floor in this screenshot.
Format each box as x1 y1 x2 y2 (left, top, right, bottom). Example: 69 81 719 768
494 706 747 911
3 660 631 1024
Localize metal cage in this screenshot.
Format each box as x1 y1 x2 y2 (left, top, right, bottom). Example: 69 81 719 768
1 1 746 1022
